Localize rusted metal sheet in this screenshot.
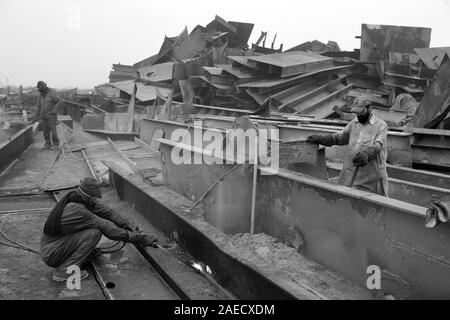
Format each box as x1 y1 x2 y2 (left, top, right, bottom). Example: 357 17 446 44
138 62 174 82
172 29 207 61
415 47 450 70
332 161 450 190
216 64 253 81
140 117 413 167
278 125 413 167
206 15 237 34
227 56 255 69
238 65 353 93
178 103 252 117
360 24 431 62
388 52 420 64
0 124 34 174
286 40 341 53
258 167 450 299
295 84 352 118
110 81 170 102
327 162 450 207
228 21 254 48
246 51 334 78
413 54 450 127
406 127 450 169
272 75 347 113
142 133 450 298
383 70 429 93
106 162 299 300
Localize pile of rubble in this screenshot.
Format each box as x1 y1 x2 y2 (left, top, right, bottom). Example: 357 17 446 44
92 17 450 129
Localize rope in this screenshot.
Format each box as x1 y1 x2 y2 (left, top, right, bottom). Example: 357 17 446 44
0 220 41 255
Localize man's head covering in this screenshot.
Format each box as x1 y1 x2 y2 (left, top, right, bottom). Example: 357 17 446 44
79 177 102 198
37 81 47 88
349 98 371 113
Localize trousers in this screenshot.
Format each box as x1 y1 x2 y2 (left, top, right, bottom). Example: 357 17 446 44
42 114 59 146
40 228 102 271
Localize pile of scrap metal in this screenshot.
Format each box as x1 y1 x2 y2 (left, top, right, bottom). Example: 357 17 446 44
97 21 450 130
342 24 450 129
97 15 259 110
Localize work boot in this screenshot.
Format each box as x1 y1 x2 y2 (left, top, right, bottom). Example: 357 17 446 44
41 143 51 150
52 268 89 283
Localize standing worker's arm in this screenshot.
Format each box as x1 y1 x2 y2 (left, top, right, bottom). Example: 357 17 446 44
29 95 42 122
353 122 387 167
307 121 352 146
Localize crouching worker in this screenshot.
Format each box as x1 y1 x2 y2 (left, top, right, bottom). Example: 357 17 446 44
40 177 158 282
306 98 389 196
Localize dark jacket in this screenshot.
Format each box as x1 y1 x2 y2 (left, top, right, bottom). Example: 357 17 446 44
34 88 60 120
41 200 135 245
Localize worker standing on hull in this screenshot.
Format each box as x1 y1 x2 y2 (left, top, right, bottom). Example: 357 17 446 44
29 81 61 150
307 99 389 196
40 177 158 282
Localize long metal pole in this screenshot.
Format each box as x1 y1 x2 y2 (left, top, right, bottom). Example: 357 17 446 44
81 148 99 182
250 137 258 234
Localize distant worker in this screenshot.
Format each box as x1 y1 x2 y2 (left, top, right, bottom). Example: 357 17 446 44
40 177 158 282
29 81 61 150
307 99 389 196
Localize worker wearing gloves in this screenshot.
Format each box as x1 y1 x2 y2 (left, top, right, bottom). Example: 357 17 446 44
306 99 389 196
29 81 61 150
40 177 158 282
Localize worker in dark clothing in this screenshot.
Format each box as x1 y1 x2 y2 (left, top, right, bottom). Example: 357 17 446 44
29 81 61 150
40 177 158 282
307 98 389 196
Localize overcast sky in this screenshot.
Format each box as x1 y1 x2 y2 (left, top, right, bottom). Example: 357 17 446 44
0 0 449 88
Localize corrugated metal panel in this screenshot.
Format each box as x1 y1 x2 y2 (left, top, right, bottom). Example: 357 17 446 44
414 47 450 70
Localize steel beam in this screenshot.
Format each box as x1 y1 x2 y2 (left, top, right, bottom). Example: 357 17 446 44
152 137 450 299
327 162 450 207
0 124 34 174
106 161 300 300
406 127 450 169
107 138 144 178
278 125 413 167
258 167 450 299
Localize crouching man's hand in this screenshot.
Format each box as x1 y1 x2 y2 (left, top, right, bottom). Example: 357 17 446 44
125 224 143 233
128 231 158 248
